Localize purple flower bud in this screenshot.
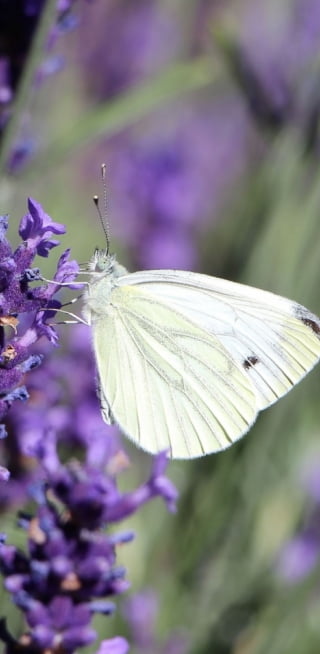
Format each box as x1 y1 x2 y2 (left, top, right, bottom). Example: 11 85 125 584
2 386 29 405
49 248 82 292
21 267 41 282
19 354 43 373
19 198 66 257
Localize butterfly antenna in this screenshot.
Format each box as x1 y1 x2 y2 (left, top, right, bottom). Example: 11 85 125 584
93 163 110 254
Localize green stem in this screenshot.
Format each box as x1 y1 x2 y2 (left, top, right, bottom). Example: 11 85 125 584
23 56 218 178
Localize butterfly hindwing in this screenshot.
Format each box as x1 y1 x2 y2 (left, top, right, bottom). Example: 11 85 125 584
117 270 320 411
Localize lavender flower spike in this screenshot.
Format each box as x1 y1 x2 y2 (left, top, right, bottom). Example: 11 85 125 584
0 199 78 448
0 447 178 652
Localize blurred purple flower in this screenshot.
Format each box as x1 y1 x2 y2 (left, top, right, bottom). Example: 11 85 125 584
224 0 320 134
105 100 250 270
0 0 93 106
300 458 320 502
276 534 320 584
0 0 46 165
5 323 114 464
6 139 36 172
80 1 253 270
0 0 46 109
124 590 158 649
96 637 129 654
124 590 188 654
81 0 181 100
276 456 320 583
0 321 109 510
0 57 12 106
2 0 95 172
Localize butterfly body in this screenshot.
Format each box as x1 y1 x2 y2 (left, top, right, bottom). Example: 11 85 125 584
84 250 320 459
83 250 128 319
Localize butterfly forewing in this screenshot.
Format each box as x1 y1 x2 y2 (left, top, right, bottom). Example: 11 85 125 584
92 284 257 458
117 270 320 411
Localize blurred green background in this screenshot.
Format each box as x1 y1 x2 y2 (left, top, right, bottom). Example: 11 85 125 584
2 0 320 652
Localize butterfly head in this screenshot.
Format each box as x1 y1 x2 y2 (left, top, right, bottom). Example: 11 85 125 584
88 249 128 280
90 248 115 273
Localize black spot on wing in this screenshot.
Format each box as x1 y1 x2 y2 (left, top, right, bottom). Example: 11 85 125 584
295 305 320 337
301 317 320 336
243 355 259 370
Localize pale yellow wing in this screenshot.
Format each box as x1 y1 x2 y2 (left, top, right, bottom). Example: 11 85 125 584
118 270 320 410
93 285 257 459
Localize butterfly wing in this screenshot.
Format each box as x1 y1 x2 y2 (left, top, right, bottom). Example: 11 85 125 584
92 284 257 458
117 270 320 411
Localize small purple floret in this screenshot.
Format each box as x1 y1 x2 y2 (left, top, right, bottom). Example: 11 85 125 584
19 198 66 257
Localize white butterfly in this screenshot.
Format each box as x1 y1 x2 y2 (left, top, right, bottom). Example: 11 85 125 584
82 249 320 459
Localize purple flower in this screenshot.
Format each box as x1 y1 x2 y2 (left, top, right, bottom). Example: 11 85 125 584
38 445 177 527
5 324 112 466
300 458 320 502
0 209 178 651
276 456 320 583
96 637 129 654
81 0 180 100
123 590 158 649
276 535 320 584
1 197 68 316
223 0 320 133
123 591 188 654
2 1 96 172
106 100 249 270
19 198 66 257
0 448 177 652
0 321 116 513
25 597 96 650
0 199 78 464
